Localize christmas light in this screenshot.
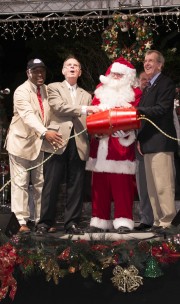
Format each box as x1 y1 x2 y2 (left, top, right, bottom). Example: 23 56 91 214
0 6 179 40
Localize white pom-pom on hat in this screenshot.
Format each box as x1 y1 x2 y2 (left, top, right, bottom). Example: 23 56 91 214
99 75 109 84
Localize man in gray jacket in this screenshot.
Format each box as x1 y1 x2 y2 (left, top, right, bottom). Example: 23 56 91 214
36 55 99 235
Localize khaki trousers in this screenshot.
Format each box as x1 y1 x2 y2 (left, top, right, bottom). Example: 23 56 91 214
9 152 44 225
144 152 176 227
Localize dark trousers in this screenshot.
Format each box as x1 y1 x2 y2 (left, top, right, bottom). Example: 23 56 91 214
38 136 86 230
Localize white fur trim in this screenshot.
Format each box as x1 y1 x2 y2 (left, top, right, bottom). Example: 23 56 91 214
90 217 113 230
111 62 135 76
96 136 108 162
113 217 134 230
86 157 136 174
99 75 109 84
86 158 97 170
86 135 136 174
118 131 136 147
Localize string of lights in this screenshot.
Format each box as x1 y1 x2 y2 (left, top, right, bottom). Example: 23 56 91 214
0 6 179 40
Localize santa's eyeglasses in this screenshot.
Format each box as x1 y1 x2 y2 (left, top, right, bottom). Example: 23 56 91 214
111 72 124 78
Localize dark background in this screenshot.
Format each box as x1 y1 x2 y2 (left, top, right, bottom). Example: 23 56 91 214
0 17 180 122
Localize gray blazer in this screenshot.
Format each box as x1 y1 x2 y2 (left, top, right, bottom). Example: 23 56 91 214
5 80 49 160
42 80 92 161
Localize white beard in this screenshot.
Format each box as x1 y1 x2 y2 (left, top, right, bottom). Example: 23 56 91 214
95 76 135 108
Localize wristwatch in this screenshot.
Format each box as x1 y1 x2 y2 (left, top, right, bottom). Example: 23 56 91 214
40 131 47 139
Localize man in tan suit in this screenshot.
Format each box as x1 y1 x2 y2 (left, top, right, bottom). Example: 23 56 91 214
36 55 99 235
5 59 62 232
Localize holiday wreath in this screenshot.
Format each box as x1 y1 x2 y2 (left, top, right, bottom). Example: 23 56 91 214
102 14 153 63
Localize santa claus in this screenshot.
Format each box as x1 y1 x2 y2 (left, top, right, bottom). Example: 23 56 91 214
86 57 142 233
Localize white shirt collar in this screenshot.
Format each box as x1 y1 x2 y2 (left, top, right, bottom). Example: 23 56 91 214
65 80 77 91
29 80 42 93
150 72 161 86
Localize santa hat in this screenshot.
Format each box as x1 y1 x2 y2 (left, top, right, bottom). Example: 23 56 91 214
100 57 136 84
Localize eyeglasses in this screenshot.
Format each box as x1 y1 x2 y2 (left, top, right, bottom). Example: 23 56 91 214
64 63 81 70
111 72 124 77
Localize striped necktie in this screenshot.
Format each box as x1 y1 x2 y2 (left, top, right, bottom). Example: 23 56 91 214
146 81 151 92
37 86 44 118
143 82 151 96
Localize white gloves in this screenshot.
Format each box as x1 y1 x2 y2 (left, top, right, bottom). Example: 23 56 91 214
112 130 131 138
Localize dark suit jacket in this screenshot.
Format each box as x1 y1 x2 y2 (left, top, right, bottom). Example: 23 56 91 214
137 73 177 154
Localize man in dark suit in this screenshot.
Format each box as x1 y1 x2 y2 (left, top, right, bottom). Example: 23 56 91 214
137 50 178 230
135 71 154 231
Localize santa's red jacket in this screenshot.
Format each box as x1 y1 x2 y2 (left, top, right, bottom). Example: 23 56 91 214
86 87 142 174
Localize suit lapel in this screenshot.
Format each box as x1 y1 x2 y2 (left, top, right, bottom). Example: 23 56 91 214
76 87 84 105
41 85 48 122
149 74 162 91
28 81 46 122
62 81 75 105
140 74 163 106
62 81 84 105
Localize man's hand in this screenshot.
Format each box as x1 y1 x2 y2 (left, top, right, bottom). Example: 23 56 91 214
98 104 111 111
45 131 64 149
86 106 102 114
137 140 143 156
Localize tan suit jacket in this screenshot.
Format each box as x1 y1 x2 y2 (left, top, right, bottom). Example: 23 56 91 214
5 80 49 160
42 80 92 161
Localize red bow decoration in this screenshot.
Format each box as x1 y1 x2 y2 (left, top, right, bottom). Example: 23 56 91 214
0 243 21 301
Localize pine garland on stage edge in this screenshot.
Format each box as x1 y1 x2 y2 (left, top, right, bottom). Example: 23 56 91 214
0 227 180 301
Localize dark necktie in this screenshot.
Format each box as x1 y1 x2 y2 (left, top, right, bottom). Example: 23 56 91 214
37 86 44 119
144 81 151 94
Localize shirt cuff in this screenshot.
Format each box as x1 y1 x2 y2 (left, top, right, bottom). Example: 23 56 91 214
81 106 87 115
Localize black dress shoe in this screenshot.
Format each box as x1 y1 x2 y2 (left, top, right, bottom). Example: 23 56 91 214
148 225 163 232
65 224 84 235
36 226 48 235
27 219 35 228
135 223 152 231
150 226 171 234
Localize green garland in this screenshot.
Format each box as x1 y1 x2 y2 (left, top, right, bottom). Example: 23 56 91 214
1 229 180 301
102 14 154 63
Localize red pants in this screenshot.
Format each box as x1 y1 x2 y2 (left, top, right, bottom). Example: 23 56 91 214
91 172 135 220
